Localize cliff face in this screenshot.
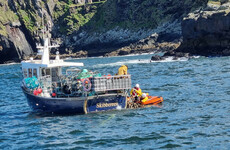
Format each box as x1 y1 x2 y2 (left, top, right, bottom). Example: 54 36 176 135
0 0 207 63
0 25 33 63
177 2 230 56
0 0 33 63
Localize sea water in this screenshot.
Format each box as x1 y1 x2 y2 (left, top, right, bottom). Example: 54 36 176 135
0 54 230 149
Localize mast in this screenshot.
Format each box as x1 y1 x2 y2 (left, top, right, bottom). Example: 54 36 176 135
41 38 50 64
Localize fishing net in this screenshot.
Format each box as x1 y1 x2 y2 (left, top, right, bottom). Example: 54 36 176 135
24 76 39 89
77 72 92 79
76 69 102 79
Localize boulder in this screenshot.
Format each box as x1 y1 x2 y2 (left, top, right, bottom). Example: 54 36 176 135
118 50 130 55
151 55 164 61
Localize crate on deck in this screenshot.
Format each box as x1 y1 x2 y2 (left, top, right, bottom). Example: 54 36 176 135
91 75 131 92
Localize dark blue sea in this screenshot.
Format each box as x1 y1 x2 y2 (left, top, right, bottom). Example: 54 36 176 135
0 54 230 149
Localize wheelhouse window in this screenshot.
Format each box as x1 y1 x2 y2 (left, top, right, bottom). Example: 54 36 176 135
33 69 37 77
41 68 51 76
42 68 46 76
23 69 27 78
52 67 59 82
46 68 51 76
28 68 32 77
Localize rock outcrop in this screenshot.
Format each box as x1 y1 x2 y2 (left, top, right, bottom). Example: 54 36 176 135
176 2 230 56
103 20 182 57
0 1 33 64
0 25 33 64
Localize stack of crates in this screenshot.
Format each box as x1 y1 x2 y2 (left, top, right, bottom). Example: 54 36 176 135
91 77 107 92
91 75 131 92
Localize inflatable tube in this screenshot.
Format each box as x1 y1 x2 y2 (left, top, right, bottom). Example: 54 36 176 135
141 96 163 105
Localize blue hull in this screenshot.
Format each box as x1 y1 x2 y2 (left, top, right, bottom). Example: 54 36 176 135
22 88 127 114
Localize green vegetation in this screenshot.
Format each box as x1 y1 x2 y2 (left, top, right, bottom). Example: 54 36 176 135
0 0 19 36
18 9 37 32
53 1 105 35
14 0 39 34
84 0 208 32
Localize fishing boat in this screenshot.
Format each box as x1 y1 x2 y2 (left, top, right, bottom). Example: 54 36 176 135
21 38 164 114
21 38 132 114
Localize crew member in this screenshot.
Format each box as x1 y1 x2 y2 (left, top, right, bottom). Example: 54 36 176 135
118 65 128 75
130 84 142 101
141 93 148 102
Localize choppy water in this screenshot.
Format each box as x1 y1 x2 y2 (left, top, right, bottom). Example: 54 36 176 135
0 55 230 149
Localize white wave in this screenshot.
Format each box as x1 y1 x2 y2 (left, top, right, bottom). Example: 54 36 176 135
150 56 189 63
64 56 89 61
191 56 200 59
94 59 151 68
124 52 156 57
0 62 20 66
92 52 156 59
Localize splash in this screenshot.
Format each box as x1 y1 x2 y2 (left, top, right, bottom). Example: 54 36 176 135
116 105 122 110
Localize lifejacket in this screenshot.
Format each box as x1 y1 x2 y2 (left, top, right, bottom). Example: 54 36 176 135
130 87 142 97
141 96 148 103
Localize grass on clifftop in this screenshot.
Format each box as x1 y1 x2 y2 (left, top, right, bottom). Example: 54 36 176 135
14 0 39 34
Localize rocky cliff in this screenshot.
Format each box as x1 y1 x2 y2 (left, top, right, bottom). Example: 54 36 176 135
0 0 207 63
176 1 230 56
0 0 34 63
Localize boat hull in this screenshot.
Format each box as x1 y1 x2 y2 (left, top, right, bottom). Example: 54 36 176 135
22 88 127 114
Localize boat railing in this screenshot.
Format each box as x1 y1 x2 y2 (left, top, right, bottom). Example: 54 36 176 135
34 74 131 97
91 75 131 92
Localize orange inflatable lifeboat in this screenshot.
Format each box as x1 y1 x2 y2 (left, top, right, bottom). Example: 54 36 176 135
140 96 163 105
